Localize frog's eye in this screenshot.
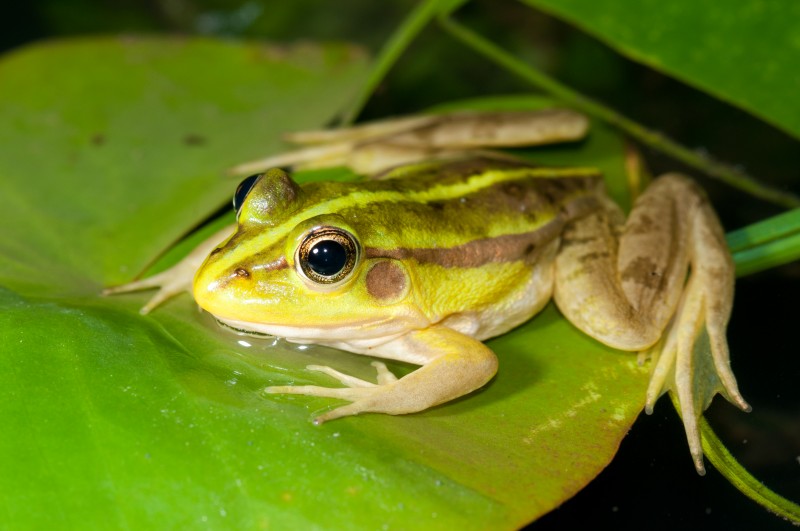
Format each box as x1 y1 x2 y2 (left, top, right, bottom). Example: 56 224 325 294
296 227 360 285
233 174 262 215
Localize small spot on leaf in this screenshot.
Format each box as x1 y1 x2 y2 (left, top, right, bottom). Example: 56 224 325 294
183 133 207 146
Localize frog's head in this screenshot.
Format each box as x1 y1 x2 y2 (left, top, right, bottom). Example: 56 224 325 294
193 169 426 342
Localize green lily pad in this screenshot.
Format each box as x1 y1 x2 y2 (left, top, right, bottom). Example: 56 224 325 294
0 37 650 528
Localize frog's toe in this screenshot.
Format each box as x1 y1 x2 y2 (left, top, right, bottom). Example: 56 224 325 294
644 323 709 474
103 257 198 314
266 373 410 424
102 274 168 301
265 383 385 423
265 384 372 400
265 362 405 419
116 274 190 314
137 281 190 314
313 402 370 424
371 361 399 385
304 361 399 388
306 365 376 388
103 270 190 314
644 277 749 474
706 320 751 413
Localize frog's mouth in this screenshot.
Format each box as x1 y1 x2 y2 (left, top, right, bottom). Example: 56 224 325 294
214 319 273 338
210 313 427 346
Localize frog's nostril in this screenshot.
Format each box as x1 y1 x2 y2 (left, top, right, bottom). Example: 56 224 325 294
233 267 251 279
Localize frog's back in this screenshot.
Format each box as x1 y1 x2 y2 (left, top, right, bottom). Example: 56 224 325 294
356 156 601 244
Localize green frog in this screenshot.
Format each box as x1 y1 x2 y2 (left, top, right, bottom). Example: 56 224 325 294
105 108 749 473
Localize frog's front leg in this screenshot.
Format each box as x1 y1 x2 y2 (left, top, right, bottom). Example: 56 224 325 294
103 225 234 313
554 174 750 474
265 325 499 423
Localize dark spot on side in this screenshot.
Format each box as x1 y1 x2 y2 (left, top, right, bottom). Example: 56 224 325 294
625 213 656 235
91 133 106 146
183 133 207 146
523 210 538 223
502 183 522 196
429 201 445 211
535 177 585 208
524 243 536 256
540 189 558 205
705 266 727 279
578 251 611 264
560 235 597 249
234 267 250 278
366 261 408 302
210 247 223 256
621 256 662 289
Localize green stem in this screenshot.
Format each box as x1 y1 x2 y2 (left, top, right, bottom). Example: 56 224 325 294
340 0 464 125
728 208 800 276
437 14 800 209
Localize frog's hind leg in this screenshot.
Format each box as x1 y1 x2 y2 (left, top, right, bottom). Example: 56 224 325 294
226 141 357 177
281 115 439 145
227 115 441 176
228 109 590 176
553 174 749 473
642 187 750 472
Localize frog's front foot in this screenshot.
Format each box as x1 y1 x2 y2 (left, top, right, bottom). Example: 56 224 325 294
103 264 195 314
265 361 404 423
102 225 234 313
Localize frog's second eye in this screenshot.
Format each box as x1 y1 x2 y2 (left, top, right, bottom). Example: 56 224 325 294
233 174 262 215
297 227 360 285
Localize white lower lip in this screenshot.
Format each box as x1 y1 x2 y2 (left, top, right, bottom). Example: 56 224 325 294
212 315 419 343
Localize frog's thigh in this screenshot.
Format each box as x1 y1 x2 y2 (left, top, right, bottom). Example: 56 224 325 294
554 174 746 471
553 174 715 350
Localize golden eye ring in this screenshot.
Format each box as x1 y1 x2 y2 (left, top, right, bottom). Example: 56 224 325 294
296 227 360 285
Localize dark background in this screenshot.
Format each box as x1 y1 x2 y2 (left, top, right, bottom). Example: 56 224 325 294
2 1 798 529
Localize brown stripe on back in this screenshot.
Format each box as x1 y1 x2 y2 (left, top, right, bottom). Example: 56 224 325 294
364 188 602 269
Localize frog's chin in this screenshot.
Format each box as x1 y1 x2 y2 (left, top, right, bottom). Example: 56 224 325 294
211 314 423 347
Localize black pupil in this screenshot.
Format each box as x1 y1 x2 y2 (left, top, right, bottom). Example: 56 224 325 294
233 174 261 213
307 240 348 276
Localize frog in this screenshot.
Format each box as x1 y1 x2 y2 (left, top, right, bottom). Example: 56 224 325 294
105 108 750 474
